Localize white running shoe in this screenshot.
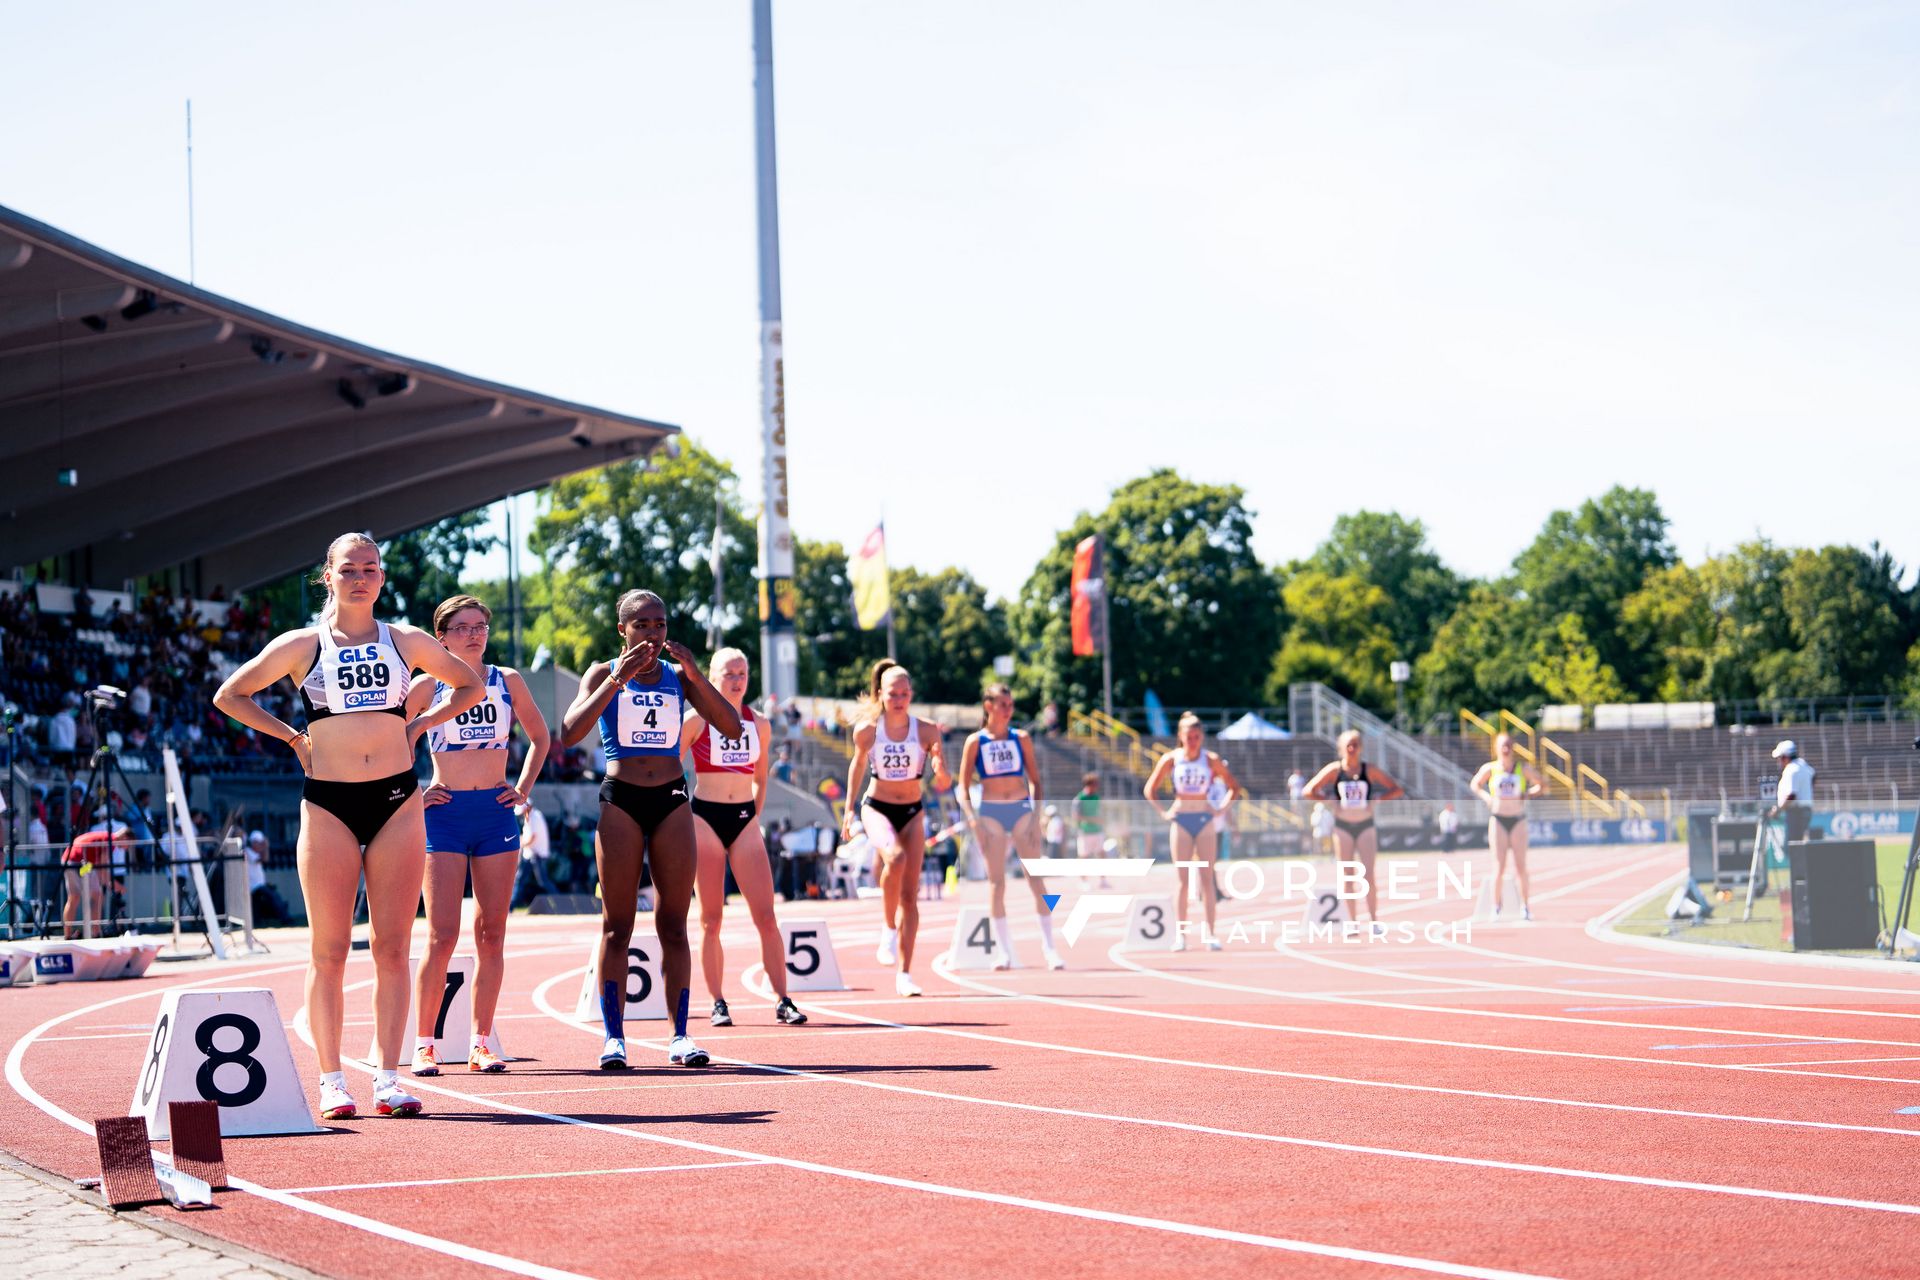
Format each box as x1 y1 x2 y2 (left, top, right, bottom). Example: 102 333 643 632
318 1078 357 1121
1521 906 1533 922
1369 921 1388 940
599 1037 629 1071
373 1079 422 1117
1042 946 1066 971
895 972 923 997
1171 934 1188 952
667 1036 711 1068
1205 936 1223 952
876 928 899 966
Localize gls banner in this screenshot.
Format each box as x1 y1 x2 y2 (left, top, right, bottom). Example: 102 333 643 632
1525 818 1670 846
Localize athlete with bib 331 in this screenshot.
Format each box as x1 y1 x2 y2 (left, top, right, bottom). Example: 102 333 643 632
843 660 952 997
407 594 550 1076
215 532 482 1122
682 646 807 1028
559 590 740 1071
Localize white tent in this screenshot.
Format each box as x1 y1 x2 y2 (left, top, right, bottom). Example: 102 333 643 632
1218 712 1290 740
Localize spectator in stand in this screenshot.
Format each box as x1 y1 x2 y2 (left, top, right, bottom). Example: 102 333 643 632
1043 804 1066 860
1436 802 1459 854
515 803 557 905
1286 769 1305 812
47 700 77 763
1310 801 1335 858
772 743 794 785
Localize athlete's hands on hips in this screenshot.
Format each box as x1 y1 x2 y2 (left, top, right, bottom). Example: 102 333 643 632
287 731 312 774
405 717 429 753
421 783 452 808
494 783 529 808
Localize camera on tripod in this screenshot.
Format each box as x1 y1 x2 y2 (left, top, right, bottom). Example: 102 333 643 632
86 685 127 713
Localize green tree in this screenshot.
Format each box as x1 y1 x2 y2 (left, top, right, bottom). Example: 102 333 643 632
528 443 757 673
1773 545 1908 698
1529 612 1627 707
1619 562 1714 702
1303 511 1467 658
1008 469 1282 715
377 510 500 624
1512 486 1674 695
1263 571 1396 708
890 566 1010 705
1413 586 1539 720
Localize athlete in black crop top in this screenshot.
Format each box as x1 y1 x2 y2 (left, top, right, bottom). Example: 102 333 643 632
215 533 481 1123
1300 730 1405 928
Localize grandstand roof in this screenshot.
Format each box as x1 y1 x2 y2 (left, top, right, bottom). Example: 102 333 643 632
0 204 677 588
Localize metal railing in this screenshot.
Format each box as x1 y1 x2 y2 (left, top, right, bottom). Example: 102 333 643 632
1 836 269 955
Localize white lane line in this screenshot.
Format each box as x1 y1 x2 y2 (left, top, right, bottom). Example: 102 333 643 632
1737 1056 1920 1069
297 973 1570 1280
726 967 1920 1139
548 965 1920 1228
485 1078 829 1097
1650 1041 1857 1052
1560 1005 1720 1013
1436 934 1920 997
35 1031 156 1042
280 1160 770 1194
3 965 595 1280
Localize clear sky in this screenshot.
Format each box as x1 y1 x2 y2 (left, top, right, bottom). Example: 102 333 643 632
5 2 1917 601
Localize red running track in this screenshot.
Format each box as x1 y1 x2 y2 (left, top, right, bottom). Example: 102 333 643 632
5 842 1919 1279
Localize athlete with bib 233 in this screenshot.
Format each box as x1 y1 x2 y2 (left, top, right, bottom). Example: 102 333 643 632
558 590 740 1071
1300 729 1406 932
406 594 550 1076
956 682 1062 970
843 660 952 997
1142 713 1240 950
1469 733 1540 920
214 533 482 1122
681 646 806 1028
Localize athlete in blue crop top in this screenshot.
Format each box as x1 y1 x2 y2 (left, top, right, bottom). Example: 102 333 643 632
957 683 1062 970
558 589 740 1072
214 531 482 1124
403 594 550 1077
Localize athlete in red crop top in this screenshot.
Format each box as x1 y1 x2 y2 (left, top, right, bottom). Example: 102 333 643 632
681 648 807 1028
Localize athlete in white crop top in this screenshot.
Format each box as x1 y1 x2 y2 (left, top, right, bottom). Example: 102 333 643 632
844 660 951 997
403 594 550 1076
1142 712 1241 950
214 532 482 1123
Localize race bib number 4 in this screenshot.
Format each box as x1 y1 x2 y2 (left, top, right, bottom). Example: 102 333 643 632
618 688 681 749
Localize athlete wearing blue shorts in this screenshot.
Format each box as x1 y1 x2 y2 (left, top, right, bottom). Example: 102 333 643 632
406 594 549 1076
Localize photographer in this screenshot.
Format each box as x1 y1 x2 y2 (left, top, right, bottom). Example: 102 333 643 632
1767 740 1815 845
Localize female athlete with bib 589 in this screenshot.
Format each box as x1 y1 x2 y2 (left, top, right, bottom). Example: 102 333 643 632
1470 733 1541 920
1300 729 1406 931
956 683 1062 970
407 594 550 1076
844 660 952 997
1142 713 1240 950
682 647 807 1028
559 591 740 1071
214 533 482 1121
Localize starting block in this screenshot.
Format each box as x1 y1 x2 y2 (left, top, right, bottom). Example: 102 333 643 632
0 944 25 986
132 987 318 1139
1119 895 1176 951
775 919 846 992
572 933 667 1021
366 954 476 1066
945 905 1001 970
96 1101 223 1209
15 939 119 983
1301 884 1350 930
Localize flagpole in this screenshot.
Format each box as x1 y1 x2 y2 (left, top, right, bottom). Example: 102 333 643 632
1100 583 1112 718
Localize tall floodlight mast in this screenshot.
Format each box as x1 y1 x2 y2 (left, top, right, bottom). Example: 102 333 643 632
752 0 798 704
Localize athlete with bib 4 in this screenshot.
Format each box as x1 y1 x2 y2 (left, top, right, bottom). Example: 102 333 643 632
1470 733 1541 920
682 647 807 1028
1300 729 1406 932
407 594 550 1076
956 682 1062 970
559 590 740 1071
1143 712 1240 950
844 660 952 997
215 533 482 1122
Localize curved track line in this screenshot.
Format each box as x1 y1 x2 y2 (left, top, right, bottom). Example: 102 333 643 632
1436 934 1920 996
3 963 594 1280
286 968 1568 1280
